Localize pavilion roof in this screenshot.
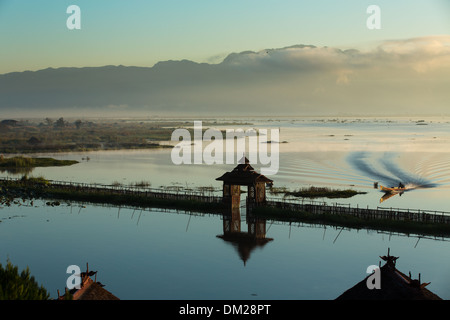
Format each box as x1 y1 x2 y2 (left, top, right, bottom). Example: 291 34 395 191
216 157 273 185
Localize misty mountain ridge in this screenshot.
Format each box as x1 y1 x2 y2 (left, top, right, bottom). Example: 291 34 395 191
1 39 449 117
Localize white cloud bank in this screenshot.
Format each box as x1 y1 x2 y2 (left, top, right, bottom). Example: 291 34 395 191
222 35 450 80
211 35 450 115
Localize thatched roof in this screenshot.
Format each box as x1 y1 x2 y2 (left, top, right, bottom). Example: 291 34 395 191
336 250 442 300
58 264 119 300
216 157 273 185
70 277 119 300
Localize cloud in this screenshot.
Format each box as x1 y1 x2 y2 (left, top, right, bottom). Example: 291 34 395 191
222 45 349 72
373 35 450 73
377 35 450 56
220 35 450 77
205 53 229 64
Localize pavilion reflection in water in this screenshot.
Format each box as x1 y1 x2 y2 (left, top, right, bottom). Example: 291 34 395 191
216 157 274 265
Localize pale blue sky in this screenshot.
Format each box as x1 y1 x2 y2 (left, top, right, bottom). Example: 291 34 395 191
1 0 449 73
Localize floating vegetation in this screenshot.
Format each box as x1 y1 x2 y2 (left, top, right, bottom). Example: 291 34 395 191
263 140 288 144
286 186 366 199
46 201 61 206
20 175 50 186
129 180 152 188
268 186 290 195
0 156 78 168
195 186 218 193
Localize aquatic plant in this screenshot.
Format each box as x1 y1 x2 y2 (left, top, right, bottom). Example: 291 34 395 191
129 180 152 188
287 186 366 199
268 186 290 195
0 156 78 168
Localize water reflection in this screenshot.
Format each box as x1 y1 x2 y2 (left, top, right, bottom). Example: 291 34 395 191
0 167 34 175
217 207 273 265
380 191 401 203
1 198 450 299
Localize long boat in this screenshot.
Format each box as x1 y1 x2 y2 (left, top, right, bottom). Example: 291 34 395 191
379 185 407 193
380 192 398 203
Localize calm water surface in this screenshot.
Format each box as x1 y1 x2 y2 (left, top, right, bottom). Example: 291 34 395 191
1 202 450 300
1 117 450 299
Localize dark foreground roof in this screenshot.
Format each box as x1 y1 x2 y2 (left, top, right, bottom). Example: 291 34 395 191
71 277 119 300
58 264 119 300
336 251 442 300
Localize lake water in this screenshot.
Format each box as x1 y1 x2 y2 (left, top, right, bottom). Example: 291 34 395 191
1 117 450 299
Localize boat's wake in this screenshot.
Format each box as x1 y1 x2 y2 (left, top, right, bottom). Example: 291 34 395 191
347 151 438 190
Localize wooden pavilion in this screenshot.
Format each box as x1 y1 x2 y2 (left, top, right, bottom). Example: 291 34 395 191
216 157 273 210
216 157 274 265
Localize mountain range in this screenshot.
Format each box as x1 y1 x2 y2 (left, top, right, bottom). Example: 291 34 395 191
1 38 449 118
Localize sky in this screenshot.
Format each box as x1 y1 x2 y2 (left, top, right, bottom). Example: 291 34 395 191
0 1 449 117
1 0 450 74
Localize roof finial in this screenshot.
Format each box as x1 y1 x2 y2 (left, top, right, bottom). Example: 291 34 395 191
380 248 399 267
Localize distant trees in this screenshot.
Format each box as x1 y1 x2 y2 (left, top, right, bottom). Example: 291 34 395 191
45 117 74 129
45 117 53 126
43 117 83 129
55 117 67 128
74 119 82 129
